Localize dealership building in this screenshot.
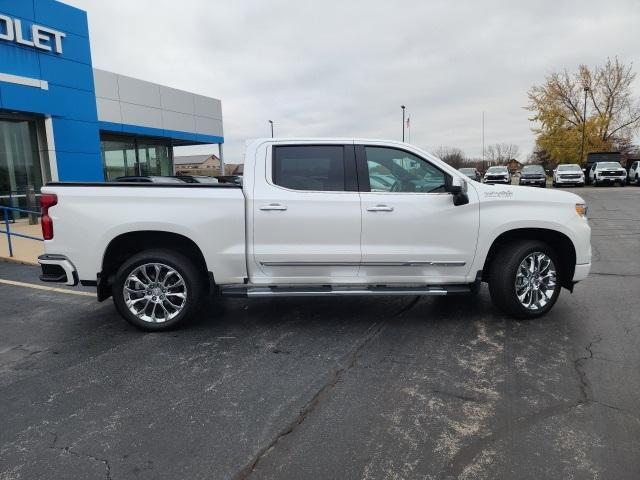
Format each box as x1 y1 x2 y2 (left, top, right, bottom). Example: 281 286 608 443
0 0 224 204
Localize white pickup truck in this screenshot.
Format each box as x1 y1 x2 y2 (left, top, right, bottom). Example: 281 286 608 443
38 139 591 330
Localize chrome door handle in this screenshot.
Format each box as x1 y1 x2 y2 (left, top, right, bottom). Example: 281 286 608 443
366 205 394 212
260 203 288 211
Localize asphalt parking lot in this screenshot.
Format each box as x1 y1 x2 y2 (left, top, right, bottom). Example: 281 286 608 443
1 186 639 479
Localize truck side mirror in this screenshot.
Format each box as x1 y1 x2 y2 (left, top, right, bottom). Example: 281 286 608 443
446 174 469 206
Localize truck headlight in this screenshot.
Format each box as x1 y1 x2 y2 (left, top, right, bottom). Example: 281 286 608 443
575 203 588 218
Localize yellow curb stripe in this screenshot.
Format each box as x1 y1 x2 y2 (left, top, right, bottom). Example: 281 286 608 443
0 278 95 297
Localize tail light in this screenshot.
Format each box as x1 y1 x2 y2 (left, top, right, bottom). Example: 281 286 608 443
40 193 58 240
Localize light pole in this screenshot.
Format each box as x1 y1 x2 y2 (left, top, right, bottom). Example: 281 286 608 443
401 105 406 142
482 111 485 172
268 120 274 138
579 86 589 164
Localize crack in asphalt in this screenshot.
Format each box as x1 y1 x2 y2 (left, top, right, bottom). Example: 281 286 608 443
589 272 640 278
441 336 638 479
431 389 481 403
573 337 601 402
47 431 112 480
232 296 421 480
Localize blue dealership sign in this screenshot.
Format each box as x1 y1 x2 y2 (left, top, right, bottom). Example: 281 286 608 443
0 0 103 181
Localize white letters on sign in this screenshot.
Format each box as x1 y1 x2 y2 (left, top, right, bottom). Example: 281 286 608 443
0 14 65 54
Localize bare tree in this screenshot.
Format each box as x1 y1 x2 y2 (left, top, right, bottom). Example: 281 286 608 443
484 143 520 165
433 146 466 169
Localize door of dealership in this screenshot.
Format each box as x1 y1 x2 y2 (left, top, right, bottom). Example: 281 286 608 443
0 115 49 215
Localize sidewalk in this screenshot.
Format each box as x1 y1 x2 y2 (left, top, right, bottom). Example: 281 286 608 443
0 220 43 265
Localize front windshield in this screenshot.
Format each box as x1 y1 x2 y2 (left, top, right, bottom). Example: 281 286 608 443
459 168 475 174
487 167 507 173
522 165 544 173
557 164 582 171
597 162 622 169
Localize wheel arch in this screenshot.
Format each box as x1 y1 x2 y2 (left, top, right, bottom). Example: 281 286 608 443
482 228 576 290
98 230 212 301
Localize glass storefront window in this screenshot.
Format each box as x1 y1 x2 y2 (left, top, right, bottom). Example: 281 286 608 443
101 138 136 179
138 142 171 176
101 135 172 180
0 117 44 215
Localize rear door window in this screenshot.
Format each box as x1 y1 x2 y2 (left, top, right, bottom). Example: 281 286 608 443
273 145 347 191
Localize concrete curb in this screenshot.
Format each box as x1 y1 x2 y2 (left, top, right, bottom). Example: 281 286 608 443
0 256 39 267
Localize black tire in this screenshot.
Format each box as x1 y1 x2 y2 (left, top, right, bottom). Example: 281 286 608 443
488 241 562 319
552 182 557 188
112 249 204 331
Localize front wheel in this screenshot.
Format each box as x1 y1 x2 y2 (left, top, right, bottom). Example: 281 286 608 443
112 249 204 331
488 241 561 319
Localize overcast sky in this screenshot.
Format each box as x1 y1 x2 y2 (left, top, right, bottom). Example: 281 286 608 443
67 0 640 164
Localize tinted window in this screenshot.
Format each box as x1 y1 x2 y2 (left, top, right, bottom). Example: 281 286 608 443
522 165 544 173
364 147 445 193
273 146 345 191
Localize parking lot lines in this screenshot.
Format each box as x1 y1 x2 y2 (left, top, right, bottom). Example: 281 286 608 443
0 278 95 297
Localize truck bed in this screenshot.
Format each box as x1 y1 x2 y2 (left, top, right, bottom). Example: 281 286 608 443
41 182 247 284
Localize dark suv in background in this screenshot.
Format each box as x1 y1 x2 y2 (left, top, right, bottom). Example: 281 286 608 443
458 167 482 182
519 165 547 188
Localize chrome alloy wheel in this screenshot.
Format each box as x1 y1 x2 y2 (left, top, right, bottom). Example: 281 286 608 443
514 252 557 311
123 263 187 323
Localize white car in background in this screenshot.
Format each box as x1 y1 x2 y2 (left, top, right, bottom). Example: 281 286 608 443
553 164 585 187
628 160 640 185
483 166 511 184
589 161 627 186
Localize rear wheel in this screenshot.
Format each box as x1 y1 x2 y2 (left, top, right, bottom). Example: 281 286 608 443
488 241 561 319
112 249 204 331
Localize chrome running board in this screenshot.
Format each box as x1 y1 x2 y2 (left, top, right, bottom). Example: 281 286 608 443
220 284 472 298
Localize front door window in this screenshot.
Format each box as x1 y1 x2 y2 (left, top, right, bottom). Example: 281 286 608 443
364 146 446 193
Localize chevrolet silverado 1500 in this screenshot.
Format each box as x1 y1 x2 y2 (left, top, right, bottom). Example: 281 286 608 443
38 139 591 330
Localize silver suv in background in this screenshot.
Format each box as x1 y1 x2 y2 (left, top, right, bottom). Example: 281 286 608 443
553 164 585 187
483 166 511 184
628 161 640 185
